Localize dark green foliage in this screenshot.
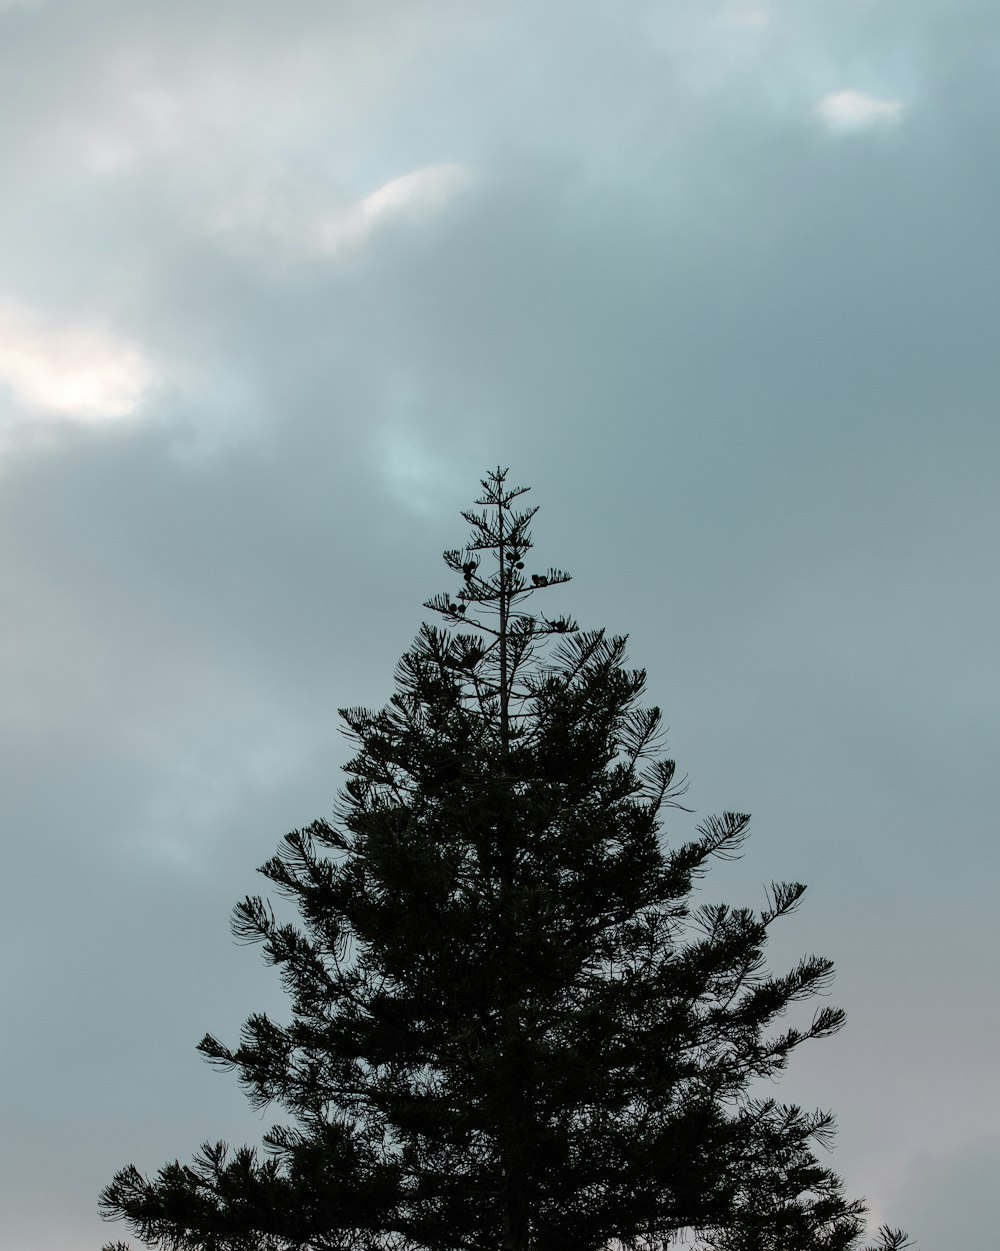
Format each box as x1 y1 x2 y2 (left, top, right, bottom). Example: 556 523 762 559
100 470 910 1251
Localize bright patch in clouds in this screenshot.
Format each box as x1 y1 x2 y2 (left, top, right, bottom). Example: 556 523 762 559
316 163 470 255
211 162 470 260
816 89 904 133
719 1 771 29
378 418 477 517
0 301 153 423
80 88 183 174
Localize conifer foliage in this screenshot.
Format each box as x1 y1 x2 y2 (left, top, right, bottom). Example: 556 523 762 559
101 469 909 1251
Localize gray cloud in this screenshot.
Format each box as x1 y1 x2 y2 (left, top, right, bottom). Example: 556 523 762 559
894 1136 1000 1247
0 2 997 1246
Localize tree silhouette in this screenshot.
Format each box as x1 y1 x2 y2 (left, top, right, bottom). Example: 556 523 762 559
100 469 910 1251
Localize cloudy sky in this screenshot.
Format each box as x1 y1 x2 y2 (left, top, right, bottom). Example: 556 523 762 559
1 1 997 1247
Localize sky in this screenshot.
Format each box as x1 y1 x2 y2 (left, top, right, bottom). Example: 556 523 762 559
0 1 997 1247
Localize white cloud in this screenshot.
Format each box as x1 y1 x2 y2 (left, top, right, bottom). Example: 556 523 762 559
815 88 904 133
317 162 471 254
212 162 471 260
0 300 153 423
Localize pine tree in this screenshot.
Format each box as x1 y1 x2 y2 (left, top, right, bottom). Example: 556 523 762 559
100 469 910 1251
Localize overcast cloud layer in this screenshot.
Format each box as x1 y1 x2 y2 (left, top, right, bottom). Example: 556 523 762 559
1 2 998 1248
